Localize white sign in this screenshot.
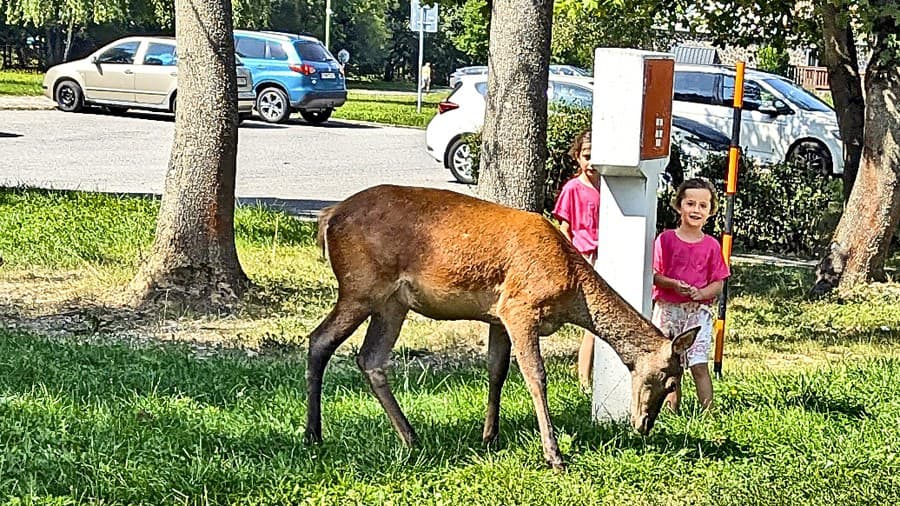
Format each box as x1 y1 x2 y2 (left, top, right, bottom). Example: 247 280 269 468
410 0 439 32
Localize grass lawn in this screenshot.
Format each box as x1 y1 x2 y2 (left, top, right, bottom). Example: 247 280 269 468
0 70 43 95
1 188 899 504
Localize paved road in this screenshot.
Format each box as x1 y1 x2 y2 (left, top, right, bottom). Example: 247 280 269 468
0 108 471 215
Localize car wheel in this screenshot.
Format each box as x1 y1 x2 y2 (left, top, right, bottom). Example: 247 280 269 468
256 87 291 123
788 140 833 176
300 108 333 125
55 81 84 113
447 137 475 184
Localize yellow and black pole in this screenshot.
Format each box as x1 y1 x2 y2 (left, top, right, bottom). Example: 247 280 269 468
713 61 745 378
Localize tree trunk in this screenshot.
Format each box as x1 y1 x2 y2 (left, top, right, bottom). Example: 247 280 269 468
820 3 864 201
812 13 900 295
128 0 249 310
476 0 554 211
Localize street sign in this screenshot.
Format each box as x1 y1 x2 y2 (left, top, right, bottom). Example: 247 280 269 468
410 0 439 33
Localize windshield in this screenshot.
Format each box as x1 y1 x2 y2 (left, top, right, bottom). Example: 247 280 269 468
764 78 833 112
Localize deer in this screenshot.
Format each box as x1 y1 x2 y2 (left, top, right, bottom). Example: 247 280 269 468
304 185 698 470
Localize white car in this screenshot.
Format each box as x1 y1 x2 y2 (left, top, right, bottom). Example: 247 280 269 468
425 74 726 184
42 35 256 118
672 63 843 175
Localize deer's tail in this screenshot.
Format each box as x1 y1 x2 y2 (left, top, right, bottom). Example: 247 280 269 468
316 205 337 262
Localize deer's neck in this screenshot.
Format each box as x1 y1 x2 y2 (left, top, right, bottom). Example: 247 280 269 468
577 270 666 370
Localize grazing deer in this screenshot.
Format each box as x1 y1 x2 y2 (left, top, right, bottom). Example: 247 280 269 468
304 185 697 469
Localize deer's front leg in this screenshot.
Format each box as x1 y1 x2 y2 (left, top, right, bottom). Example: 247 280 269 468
483 323 511 445
504 316 565 471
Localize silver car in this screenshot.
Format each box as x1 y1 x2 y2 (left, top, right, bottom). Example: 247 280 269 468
42 35 255 118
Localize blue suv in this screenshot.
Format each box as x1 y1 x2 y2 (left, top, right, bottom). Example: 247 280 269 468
233 29 347 124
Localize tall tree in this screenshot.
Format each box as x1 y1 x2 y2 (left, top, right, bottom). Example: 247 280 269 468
127 0 249 309
813 2 900 293
476 0 554 210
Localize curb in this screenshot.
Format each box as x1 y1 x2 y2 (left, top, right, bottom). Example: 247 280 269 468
0 95 55 110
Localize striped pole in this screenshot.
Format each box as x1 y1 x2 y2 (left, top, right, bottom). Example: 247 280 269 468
713 61 745 378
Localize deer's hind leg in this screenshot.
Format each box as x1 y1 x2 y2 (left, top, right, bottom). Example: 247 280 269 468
483 323 511 445
305 297 371 444
356 297 415 446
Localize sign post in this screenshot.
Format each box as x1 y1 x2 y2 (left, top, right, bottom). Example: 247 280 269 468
410 0 438 113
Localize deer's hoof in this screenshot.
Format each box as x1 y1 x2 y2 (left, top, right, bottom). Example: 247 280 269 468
482 431 499 446
303 428 323 445
549 458 567 473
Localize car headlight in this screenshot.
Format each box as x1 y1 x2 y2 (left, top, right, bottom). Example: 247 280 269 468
237 76 248 87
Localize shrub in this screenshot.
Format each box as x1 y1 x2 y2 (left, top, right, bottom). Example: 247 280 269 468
658 152 842 257
466 105 592 214
467 107 842 258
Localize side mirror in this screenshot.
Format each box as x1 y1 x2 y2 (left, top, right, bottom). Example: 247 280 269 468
91 56 99 65
337 49 350 64
759 99 792 116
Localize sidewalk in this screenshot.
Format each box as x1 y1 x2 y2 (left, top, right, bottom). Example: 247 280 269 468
0 95 55 110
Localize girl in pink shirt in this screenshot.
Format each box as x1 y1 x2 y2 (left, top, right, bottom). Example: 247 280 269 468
552 130 599 392
652 178 730 411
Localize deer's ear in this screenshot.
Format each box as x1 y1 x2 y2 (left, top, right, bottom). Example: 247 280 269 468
671 327 700 355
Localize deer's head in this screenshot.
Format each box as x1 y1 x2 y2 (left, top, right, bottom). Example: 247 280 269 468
629 327 699 435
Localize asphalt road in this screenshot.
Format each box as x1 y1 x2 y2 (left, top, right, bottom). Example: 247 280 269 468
0 109 471 215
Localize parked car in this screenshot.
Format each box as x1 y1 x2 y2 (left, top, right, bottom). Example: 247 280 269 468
448 66 488 89
549 64 591 77
672 63 843 175
232 29 347 124
42 35 255 118
425 74 727 184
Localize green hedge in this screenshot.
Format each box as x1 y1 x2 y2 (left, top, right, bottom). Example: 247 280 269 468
469 107 842 258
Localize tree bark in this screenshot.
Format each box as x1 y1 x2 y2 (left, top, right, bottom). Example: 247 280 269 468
812 12 900 295
127 0 249 310
819 3 864 201
476 0 554 211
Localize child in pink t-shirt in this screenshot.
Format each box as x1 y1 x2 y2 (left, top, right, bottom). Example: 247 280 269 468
652 178 730 411
552 129 599 392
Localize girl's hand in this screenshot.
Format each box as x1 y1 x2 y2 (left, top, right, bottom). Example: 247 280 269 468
689 286 706 301
676 281 693 296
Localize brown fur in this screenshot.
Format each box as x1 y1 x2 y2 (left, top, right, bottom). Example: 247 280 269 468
304 185 697 470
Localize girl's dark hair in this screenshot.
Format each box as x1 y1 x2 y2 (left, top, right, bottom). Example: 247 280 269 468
568 129 592 177
670 177 719 215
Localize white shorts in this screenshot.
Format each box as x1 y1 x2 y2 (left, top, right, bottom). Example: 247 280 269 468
651 301 714 368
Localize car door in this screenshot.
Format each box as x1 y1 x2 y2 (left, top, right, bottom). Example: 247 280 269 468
132 41 178 107
234 35 269 77
721 76 788 163
81 40 140 103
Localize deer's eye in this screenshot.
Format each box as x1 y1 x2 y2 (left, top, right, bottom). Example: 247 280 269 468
665 378 678 392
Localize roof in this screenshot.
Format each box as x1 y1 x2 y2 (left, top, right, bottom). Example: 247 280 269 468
233 29 319 43
671 45 720 65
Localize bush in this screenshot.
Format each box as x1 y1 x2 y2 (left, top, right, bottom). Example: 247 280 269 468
658 152 843 257
467 107 842 258
467 105 592 214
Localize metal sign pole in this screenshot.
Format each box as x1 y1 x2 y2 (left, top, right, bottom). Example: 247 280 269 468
416 5 424 113
325 0 332 50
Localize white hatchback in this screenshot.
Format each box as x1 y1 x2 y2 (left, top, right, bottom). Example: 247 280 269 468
425 74 595 184
672 63 844 175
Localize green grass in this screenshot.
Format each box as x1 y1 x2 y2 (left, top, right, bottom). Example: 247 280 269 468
1 188 900 504
333 90 450 128
0 70 43 95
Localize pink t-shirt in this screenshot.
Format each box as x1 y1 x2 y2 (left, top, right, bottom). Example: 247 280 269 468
552 178 599 256
652 229 731 304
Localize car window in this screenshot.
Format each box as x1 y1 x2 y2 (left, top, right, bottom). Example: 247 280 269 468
142 43 176 66
235 37 266 59
267 41 288 61
721 77 773 111
552 82 592 107
97 41 140 64
293 41 331 62
674 71 718 105
763 78 833 112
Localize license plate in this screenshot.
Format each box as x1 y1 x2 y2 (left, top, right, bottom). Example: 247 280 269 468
237 77 247 86
321 72 336 79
